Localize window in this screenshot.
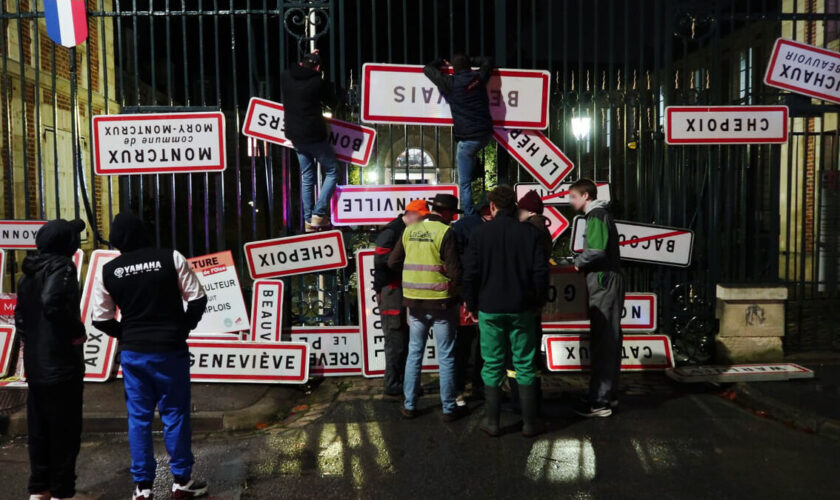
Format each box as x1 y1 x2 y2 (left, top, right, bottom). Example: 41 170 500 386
739 48 753 103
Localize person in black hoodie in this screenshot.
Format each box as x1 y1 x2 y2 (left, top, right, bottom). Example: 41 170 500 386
15 219 87 500
280 50 340 231
90 213 208 500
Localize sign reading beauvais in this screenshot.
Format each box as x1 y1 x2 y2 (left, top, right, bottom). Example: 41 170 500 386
244 230 348 279
544 334 674 372
330 184 459 226
93 112 225 175
362 63 550 129
493 128 574 191
242 97 377 166
188 251 250 336
665 106 788 145
0 220 46 249
764 38 840 105
290 326 363 377
515 182 611 206
250 279 284 342
571 217 694 268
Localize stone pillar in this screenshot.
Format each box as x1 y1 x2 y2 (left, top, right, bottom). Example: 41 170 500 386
715 285 788 363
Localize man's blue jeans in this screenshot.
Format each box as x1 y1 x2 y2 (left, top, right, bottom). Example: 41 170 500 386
404 305 458 414
295 140 340 222
456 134 492 216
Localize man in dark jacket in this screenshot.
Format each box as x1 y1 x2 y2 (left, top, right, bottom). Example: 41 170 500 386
280 50 340 231
373 199 428 396
91 213 209 500
463 185 549 437
15 219 87 500
424 54 494 216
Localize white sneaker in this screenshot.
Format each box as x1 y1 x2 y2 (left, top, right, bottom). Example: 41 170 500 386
29 493 50 500
171 479 208 498
132 485 153 500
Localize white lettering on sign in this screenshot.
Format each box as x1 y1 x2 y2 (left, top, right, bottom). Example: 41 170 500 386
665 106 788 144
357 249 438 377
542 267 588 323
571 217 694 267
666 363 814 383
0 326 15 377
362 63 550 129
493 128 574 190
80 250 121 382
93 112 225 175
764 38 840 105
542 293 658 332
515 182 611 206
544 207 570 242
331 184 459 226
188 251 250 335
544 334 674 372
0 220 46 249
290 326 363 376
250 279 284 342
242 97 377 166
244 230 348 279
187 340 309 384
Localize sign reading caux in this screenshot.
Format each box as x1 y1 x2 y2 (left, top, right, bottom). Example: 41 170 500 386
665 106 788 144
515 182 611 206
244 230 348 279
544 334 674 372
571 217 694 267
764 38 840 105
80 250 121 382
330 184 459 226
493 128 574 191
542 293 658 332
188 251 250 336
290 326 363 376
0 220 46 249
188 340 309 384
250 279 284 342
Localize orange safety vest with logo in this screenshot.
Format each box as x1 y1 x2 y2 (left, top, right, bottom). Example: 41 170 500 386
401 219 453 301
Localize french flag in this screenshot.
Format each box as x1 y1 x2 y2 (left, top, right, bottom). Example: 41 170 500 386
44 0 88 48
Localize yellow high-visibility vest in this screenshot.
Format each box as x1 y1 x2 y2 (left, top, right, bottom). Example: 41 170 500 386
401 219 452 300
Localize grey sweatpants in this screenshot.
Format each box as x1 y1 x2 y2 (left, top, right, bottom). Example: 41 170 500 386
585 270 625 405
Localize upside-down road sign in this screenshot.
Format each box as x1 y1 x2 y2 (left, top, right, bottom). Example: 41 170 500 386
571 217 694 267
764 37 840 105
665 106 788 145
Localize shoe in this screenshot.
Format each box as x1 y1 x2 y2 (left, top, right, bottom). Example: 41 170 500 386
455 393 467 407
442 406 468 423
610 399 619 409
133 486 153 500
309 214 331 229
171 479 208 499
519 383 546 437
29 493 50 500
480 386 501 437
400 406 418 419
574 401 612 418
304 221 316 233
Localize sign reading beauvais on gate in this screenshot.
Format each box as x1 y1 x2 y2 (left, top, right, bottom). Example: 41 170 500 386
665 106 788 145
544 334 675 372
362 63 550 129
764 38 840 105
244 230 348 279
92 112 225 175
290 326 363 377
0 220 46 249
571 217 694 267
515 182 611 206
330 184 459 226
542 292 658 332
493 128 574 191
241 97 377 166
187 251 250 336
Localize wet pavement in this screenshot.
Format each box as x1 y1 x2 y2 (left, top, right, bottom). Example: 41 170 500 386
1 374 838 499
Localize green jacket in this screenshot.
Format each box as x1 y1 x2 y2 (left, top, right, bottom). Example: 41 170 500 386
575 200 621 274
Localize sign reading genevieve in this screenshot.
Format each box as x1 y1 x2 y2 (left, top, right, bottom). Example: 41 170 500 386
665 106 788 144
330 184 459 226
187 340 309 384
244 230 348 279
764 38 840 105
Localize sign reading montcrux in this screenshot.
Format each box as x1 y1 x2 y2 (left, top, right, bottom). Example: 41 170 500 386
665 106 788 144
244 230 348 279
764 38 840 104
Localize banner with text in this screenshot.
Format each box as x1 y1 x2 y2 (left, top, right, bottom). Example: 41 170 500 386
188 251 249 337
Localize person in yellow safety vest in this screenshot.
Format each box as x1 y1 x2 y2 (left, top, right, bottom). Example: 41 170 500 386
387 193 465 422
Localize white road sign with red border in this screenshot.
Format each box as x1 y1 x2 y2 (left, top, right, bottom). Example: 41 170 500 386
289 326 363 377
764 38 840 105
665 106 788 144
187 340 309 384
242 97 377 166
0 326 15 377
571 217 694 267
331 184 459 226
244 230 348 279
80 250 121 382
362 63 550 129
188 251 250 335
666 363 814 383
544 334 674 372
541 267 589 323
544 206 570 242
542 292 658 332
0 250 4 293
250 279 284 342
493 128 574 191
0 220 46 249
515 182 611 206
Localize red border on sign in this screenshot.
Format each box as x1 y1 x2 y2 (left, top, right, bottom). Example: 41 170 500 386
545 206 570 240
493 129 574 191
0 326 15 377
188 341 308 382
542 293 657 331
244 230 348 279
764 38 840 105
80 250 121 381
545 334 673 371
289 326 362 376
362 64 550 128
672 363 812 377
330 184 460 225
665 106 789 144
0 220 47 249
0 249 5 290
92 112 226 175
250 279 284 342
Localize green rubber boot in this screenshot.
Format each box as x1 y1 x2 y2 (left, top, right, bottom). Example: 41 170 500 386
519 383 546 438
480 386 501 437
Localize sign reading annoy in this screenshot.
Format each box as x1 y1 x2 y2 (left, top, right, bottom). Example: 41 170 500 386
362 63 550 129
93 112 226 175
330 184 459 226
542 292 658 332
242 97 377 166
249 279 284 342
187 340 309 384
188 251 250 336
244 230 348 279
571 217 694 267
0 220 46 249
515 182 611 206
80 250 121 382
544 334 674 372
665 106 788 144
493 128 574 191
764 38 840 105
289 326 363 376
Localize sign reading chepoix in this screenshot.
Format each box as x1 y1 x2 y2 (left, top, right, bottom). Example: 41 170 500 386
544 334 674 372
493 128 574 191
330 184 459 226
515 182 611 206
0 326 15 378
357 249 439 377
187 251 250 335
244 230 348 279
242 97 377 166
666 363 814 383
0 220 46 249
665 106 788 144
764 38 840 105
541 267 588 323
290 326 363 377
80 250 120 382
187 340 309 384
250 279 284 342
542 293 657 332
362 63 550 129
571 217 694 267
92 112 225 175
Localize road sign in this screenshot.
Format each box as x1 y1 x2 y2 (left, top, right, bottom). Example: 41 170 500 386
515 182 611 206
92 112 226 175
188 251 250 334
665 106 788 144
764 38 840 105
72 248 84 281
357 249 438 377
242 97 377 166
571 217 694 267
0 220 46 249
80 250 120 382
331 184 459 226
0 250 4 293
244 230 348 279
0 326 15 377
493 128 574 191
666 363 814 383
250 279 284 342
541 267 589 323
544 334 674 372
542 292 658 332
362 63 550 129
289 326 363 377
187 340 309 384
544 206 570 242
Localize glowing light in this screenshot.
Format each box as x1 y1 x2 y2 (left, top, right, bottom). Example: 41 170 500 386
365 170 379 183
571 116 591 140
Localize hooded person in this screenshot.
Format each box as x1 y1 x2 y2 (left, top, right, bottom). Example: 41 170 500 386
517 190 553 262
15 219 87 500
90 212 210 500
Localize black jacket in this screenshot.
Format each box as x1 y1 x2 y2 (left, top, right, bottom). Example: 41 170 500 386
373 216 407 293
463 209 549 314
451 213 487 271
424 57 494 141
280 65 338 145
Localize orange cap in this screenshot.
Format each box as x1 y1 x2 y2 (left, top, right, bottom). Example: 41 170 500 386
406 199 430 216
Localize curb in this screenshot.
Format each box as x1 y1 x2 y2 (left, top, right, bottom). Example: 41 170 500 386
731 382 840 441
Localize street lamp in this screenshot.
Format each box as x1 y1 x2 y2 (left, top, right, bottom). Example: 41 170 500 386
571 116 591 141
